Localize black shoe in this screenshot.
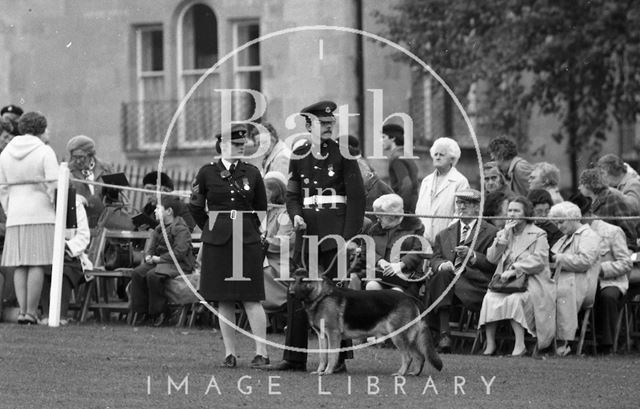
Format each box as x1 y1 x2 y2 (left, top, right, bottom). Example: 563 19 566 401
250 355 270 368
437 333 452 353
264 360 306 371
153 313 166 327
332 362 347 374
220 355 237 368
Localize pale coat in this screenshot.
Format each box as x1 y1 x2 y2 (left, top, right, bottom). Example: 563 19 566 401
0 134 58 226
551 224 601 341
589 219 631 295
261 140 291 178
415 167 469 245
486 223 556 349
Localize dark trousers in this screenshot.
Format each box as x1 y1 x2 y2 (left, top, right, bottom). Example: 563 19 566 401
425 269 456 333
282 249 353 364
130 263 169 316
594 286 623 346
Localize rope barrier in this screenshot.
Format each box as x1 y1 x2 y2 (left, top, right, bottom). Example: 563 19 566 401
4 174 640 222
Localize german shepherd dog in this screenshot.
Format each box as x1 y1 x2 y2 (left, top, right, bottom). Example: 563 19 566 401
290 269 443 376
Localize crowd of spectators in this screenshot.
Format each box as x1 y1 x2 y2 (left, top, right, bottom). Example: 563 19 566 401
0 103 638 361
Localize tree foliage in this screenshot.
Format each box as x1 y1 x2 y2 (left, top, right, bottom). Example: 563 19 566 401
377 0 640 157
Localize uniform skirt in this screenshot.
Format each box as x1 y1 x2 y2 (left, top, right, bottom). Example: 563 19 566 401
2 224 55 267
200 241 265 302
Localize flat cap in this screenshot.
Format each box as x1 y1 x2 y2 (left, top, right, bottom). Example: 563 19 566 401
455 188 481 203
301 100 337 120
382 123 404 139
1 104 23 117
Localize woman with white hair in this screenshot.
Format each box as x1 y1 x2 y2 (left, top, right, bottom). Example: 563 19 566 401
415 137 469 244
529 162 563 204
548 201 601 356
357 193 430 297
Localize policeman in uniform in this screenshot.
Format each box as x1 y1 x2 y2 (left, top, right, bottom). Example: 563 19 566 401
189 124 270 368
265 101 366 372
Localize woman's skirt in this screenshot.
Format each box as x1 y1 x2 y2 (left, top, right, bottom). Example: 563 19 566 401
478 290 536 337
199 241 265 302
2 224 55 267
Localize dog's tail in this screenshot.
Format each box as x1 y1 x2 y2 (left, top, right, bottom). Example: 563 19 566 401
420 323 443 371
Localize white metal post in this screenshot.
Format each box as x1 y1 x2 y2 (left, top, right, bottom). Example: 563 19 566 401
48 162 70 327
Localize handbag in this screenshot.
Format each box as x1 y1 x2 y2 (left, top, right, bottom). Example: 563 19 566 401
488 271 528 293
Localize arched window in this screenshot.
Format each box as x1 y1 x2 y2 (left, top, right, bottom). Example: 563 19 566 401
177 3 219 146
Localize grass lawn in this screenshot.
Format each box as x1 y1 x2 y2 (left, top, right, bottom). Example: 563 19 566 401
0 323 639 409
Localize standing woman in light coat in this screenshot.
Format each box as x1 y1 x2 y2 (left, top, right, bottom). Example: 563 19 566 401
0 112 59 324
548 201 601 356
415 137 469 245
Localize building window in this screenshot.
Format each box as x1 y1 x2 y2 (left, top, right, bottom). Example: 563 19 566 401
233 21 261 121
177 3 220 147
134 25 165 149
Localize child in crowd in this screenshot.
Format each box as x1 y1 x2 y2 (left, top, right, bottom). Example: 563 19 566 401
130 195 194 326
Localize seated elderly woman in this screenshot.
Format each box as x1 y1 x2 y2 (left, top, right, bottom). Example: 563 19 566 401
67 135 113 229
548 201 601 356
479 196 556 356
359 194 429 297
568 193 632 354
528 162 563 204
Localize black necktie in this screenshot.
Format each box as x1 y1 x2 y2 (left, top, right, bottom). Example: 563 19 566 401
229 163 236 174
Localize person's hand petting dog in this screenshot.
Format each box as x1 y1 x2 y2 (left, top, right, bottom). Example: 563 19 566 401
383 262 404 277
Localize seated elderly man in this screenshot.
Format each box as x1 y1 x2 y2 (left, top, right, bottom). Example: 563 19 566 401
428 188 498 353
569 193 632 354
549 201 601 356
359 193 428 297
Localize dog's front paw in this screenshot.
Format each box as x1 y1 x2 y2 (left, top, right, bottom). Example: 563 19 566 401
311 370 326 376
392 371 407 377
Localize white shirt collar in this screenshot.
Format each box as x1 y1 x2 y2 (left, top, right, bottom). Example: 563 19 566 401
221 158 239 170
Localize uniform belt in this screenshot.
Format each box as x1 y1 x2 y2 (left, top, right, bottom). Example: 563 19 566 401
302 195 347 206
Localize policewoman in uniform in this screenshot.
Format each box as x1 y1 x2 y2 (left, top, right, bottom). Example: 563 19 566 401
189 124 269 368
266 101 366 372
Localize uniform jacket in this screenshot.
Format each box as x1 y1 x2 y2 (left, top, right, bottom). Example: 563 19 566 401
364 216 428 273
147 216 195 277
590 219 631 295
415 167 469 245
388 147 419 212
286 139 365 251
431 220 498 288
487 223 556 349
551 224 601 340
189 160 267 246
